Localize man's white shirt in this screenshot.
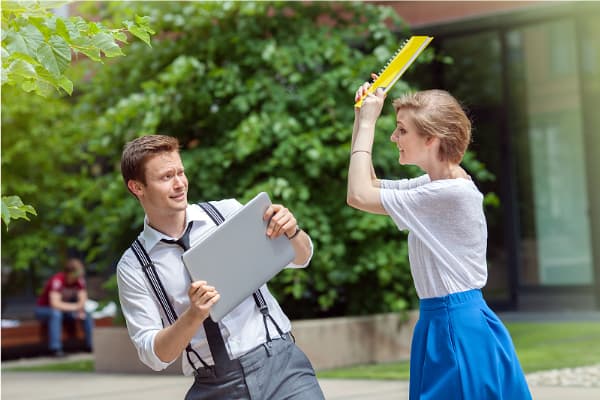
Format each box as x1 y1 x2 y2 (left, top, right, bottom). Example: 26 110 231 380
117 199 312 376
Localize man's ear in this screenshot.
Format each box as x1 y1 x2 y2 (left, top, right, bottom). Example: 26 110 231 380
127 180 144 197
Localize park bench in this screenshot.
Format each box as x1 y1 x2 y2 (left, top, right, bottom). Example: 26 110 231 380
1 316 113 360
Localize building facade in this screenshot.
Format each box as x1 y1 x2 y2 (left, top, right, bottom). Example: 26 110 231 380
383 1 600 310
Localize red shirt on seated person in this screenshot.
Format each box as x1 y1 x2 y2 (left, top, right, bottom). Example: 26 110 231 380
34 258 93 357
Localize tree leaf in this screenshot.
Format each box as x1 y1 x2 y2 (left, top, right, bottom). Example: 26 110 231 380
126 24 151 47
71 36 101 61
113 31 127 43
35 35 71 78
4 30 32 57
58 75 73 95
55 18 70 41
92 32 124 57
7 58 37 79
18 24 45 56
1 198 11 227
1 195 37 229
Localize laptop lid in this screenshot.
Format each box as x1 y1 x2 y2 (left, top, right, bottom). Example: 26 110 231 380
182 192 295 322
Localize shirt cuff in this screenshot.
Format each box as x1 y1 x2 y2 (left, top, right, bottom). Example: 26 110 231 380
286 234 314 269
138 331 175 371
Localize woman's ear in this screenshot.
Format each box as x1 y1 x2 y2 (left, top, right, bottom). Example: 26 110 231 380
425 135 438 147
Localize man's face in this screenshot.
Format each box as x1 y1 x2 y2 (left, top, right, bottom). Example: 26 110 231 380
64 262 83 283
134 151 188 216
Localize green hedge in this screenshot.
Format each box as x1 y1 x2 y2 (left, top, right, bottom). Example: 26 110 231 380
1 1 492 319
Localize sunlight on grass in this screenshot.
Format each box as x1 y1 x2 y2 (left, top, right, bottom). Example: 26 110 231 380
318 360 411 380
2 359 94 373
3 322 599 379
318 322 600 380
508 322 600 373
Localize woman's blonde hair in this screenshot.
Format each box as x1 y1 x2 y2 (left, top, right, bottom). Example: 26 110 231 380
392 90 471 163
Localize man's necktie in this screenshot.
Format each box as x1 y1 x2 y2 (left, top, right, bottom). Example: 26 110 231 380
161 221 230 366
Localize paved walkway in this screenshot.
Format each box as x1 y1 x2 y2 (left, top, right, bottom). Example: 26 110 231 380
2 355 600 400
2 370 600 399
4 310 600 399
1 369 408 400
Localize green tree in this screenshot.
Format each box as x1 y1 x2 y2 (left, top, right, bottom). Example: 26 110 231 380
1 0 154 229
1 1 493 318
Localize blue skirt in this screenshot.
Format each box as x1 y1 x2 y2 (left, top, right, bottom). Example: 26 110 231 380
409 289 532 400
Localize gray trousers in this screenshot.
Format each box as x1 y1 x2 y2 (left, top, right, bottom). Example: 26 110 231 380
184 334 325 400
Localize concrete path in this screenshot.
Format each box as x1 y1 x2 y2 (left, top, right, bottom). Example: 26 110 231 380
2 369 600 399
3 350 600 400
0 371 408 400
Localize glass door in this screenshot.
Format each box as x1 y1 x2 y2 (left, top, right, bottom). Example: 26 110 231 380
507 19 594 286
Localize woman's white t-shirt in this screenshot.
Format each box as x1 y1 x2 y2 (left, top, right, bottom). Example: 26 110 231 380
380 174 488 299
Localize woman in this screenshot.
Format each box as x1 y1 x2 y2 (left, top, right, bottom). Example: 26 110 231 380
347 81 532 399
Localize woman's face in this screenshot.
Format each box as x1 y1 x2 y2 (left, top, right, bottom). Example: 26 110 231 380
390 109 429 166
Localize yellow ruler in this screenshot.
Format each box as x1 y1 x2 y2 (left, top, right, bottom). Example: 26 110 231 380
355 35 433 108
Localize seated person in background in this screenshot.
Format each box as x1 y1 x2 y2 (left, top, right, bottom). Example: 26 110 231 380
35 257 93 357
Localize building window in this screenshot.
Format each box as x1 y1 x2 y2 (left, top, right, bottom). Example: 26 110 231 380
507 19 594 286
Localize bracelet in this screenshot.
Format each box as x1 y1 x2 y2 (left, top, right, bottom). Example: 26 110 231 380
286 227 302 240
351 150 371 156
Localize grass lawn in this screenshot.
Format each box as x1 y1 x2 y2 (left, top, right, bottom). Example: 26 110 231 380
3 322 600 378
317 321 600 380
3 359 95 373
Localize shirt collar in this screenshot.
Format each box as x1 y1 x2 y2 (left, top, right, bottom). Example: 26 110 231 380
141 204 213 252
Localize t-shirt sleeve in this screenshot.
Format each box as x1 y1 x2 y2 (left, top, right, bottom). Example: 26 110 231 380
380 180 485 259
380 174 430 191
380 184 433 231
77 277 87 290
379 180 458 234
49 276 64 292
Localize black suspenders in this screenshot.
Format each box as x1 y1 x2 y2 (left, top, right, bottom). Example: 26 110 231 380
131 235 212 371
129 201 284 371
196 202 285 344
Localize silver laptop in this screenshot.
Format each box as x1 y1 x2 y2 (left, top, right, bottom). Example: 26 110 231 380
182 192 295 322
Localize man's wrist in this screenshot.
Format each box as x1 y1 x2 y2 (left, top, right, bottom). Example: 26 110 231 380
286 227 302 240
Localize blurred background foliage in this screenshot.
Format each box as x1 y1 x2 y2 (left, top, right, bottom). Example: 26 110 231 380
1 0 153 229
1 1 494 319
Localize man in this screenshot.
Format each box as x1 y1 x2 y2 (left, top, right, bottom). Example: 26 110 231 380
116 135 324 399
35 257 93 357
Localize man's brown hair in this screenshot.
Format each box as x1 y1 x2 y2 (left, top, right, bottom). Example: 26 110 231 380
120 135 180 188
64 258 84 278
